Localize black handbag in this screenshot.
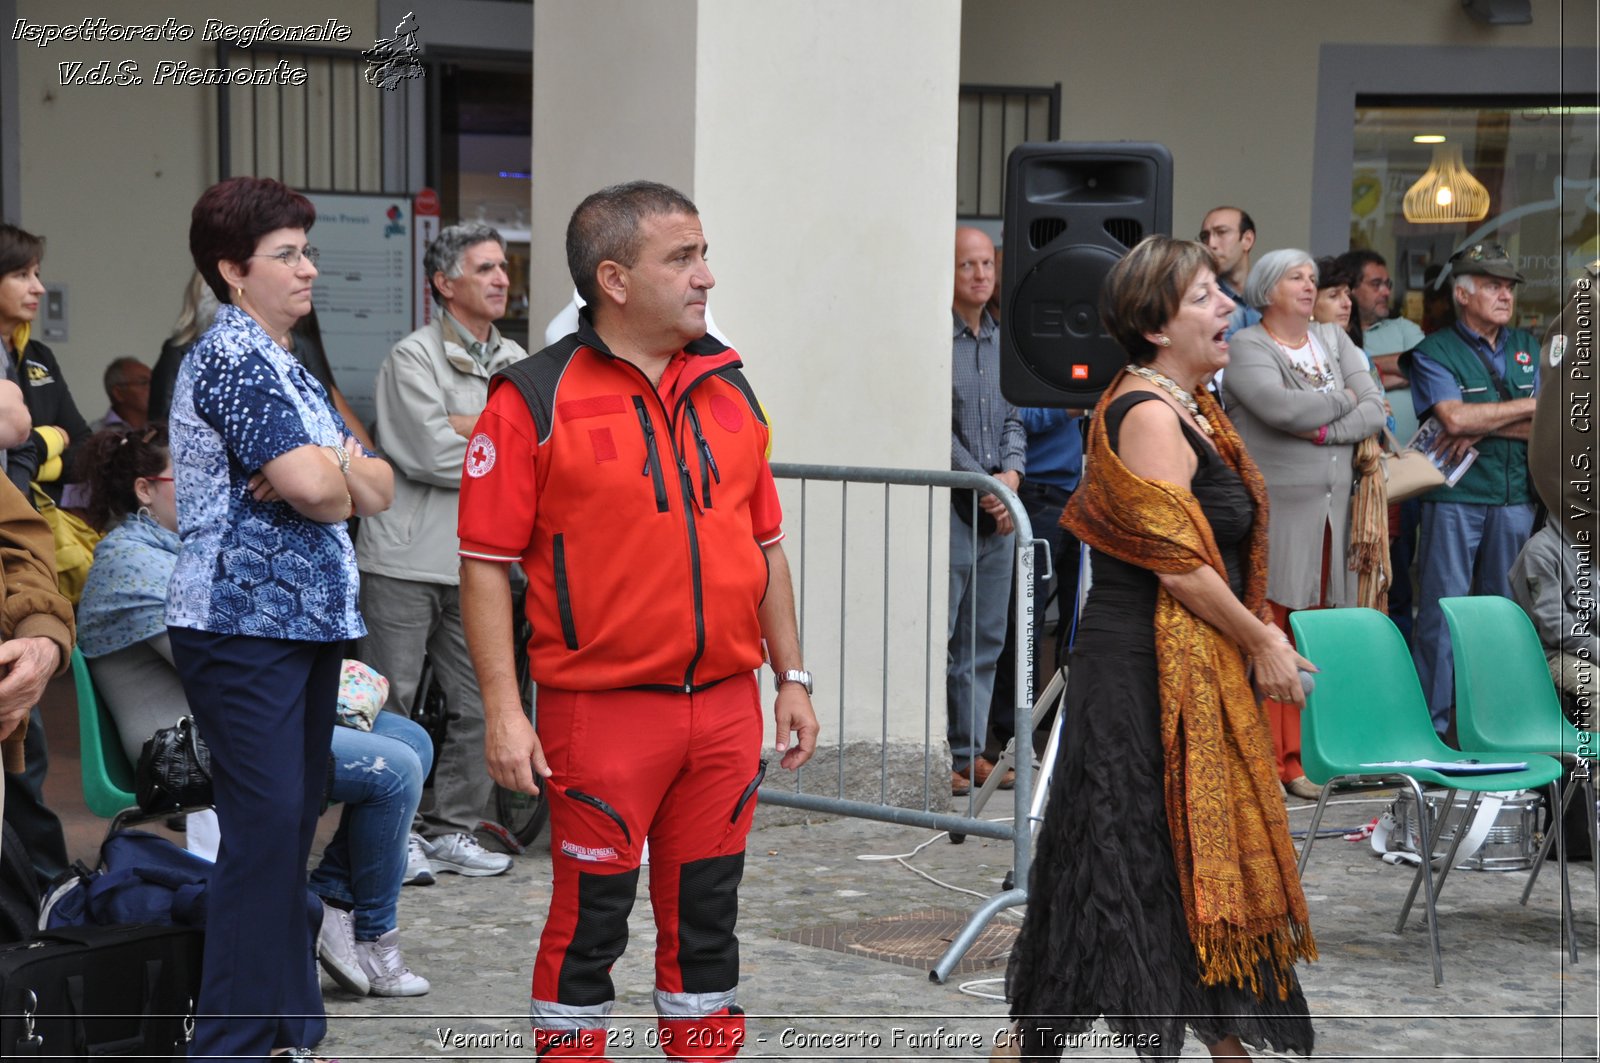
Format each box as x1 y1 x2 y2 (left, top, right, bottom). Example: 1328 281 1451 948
135 717 213 812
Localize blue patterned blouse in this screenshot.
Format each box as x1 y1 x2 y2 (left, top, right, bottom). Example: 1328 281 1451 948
78 512 181 658
166 304 364 641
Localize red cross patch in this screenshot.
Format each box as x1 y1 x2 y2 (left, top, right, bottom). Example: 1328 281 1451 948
466 432 496 478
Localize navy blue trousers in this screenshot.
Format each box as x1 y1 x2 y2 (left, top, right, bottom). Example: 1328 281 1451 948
169 628 341 1060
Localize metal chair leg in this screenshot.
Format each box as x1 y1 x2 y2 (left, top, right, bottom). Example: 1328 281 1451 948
1295 778 1336 876
1551 780 1579 964
1400 788 1473 930
1521 791 1561 905
1426 788 1476 902
1393 778 1445 986
1586 772 1599 900
1522 763 1588 906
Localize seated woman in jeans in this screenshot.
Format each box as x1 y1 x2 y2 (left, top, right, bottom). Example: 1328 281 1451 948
76 423 432 997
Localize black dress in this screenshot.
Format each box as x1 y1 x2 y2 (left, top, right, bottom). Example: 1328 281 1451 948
1006 392 1313 1060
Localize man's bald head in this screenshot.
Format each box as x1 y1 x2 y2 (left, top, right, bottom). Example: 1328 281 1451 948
954 227 996 326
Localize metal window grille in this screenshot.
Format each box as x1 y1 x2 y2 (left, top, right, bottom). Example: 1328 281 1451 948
957 83 1060 218
216 43 411 195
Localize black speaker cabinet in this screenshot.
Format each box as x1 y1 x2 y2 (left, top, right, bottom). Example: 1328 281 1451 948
1000 142 1173 407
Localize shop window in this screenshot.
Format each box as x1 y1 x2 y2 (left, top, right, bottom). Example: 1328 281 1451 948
1350 97 1598 333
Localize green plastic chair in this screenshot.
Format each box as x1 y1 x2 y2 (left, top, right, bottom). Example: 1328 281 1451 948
1289 607 1568 986
1442 594 1598 902
69 647 139 818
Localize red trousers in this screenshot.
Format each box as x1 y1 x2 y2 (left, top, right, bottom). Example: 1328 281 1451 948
529 674 764 1061
1264 527 1334 784
1265 601 1307 782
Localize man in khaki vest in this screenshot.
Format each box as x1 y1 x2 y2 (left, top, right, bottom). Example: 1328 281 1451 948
1406 243 1539 735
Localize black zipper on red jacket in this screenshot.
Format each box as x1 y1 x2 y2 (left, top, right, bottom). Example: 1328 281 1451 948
671 438 708 690
684 400 720 510
616 361 730 692
632 397 669 513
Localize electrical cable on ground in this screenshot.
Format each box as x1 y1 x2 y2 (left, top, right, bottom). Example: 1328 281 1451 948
857 816 1023 910
856 818 1023 1001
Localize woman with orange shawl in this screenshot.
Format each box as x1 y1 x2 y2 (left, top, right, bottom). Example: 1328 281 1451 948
1005 237 1317 1061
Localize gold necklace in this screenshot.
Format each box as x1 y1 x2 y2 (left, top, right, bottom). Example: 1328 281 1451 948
1123 364 1213 436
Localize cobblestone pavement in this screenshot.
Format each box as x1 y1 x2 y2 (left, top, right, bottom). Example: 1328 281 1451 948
313 791 1599 1062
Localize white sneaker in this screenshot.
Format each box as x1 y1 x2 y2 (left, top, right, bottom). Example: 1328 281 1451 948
315 899 370 995
356 928 431 996
403 832 435 886
424 832 512 877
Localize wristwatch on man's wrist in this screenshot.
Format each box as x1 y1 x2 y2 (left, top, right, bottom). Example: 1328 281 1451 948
774 668 813 695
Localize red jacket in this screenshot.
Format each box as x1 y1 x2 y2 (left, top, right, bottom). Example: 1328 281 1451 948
458 319 782 691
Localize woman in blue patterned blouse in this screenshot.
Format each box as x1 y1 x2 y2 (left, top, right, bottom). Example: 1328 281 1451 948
169 177 394 1063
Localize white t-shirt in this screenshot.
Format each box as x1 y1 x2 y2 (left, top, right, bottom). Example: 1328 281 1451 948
1274 331 1337 392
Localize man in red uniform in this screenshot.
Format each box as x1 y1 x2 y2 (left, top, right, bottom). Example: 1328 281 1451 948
459 180 818 1060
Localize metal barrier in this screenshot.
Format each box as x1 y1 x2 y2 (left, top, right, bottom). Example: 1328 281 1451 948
759 463 1056 982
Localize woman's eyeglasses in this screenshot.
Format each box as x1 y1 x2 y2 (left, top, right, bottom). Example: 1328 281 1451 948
251 247 320 268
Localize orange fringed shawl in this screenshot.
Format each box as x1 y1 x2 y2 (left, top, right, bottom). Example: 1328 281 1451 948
1061 382 1317 997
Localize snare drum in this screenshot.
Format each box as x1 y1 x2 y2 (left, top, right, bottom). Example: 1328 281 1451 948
1391 791 1542 871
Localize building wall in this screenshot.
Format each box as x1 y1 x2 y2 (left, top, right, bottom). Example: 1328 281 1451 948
959 0 1584 254
6 0 376 408
692 0 958 470
529 0 698 336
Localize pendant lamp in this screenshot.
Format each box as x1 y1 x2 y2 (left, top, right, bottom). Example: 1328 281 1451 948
1402 144 1490 224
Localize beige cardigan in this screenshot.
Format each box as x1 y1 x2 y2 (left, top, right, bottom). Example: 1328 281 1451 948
1220 322 1387 609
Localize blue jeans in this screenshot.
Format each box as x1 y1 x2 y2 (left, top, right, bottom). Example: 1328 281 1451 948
309 712 433 939
947 508 1014 771
1412 500 1535 732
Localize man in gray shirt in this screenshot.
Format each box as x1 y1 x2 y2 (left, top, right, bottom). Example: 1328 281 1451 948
948 226 1025 795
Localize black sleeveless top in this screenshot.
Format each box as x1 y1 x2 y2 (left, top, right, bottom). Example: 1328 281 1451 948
1072 391 1256 656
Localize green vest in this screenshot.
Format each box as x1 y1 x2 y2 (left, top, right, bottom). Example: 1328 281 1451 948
1412 325 1538 506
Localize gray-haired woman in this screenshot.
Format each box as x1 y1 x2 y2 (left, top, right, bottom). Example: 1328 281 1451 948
1221 248 1386 799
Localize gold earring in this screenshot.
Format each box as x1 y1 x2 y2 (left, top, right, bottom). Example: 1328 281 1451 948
236 286 244 300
